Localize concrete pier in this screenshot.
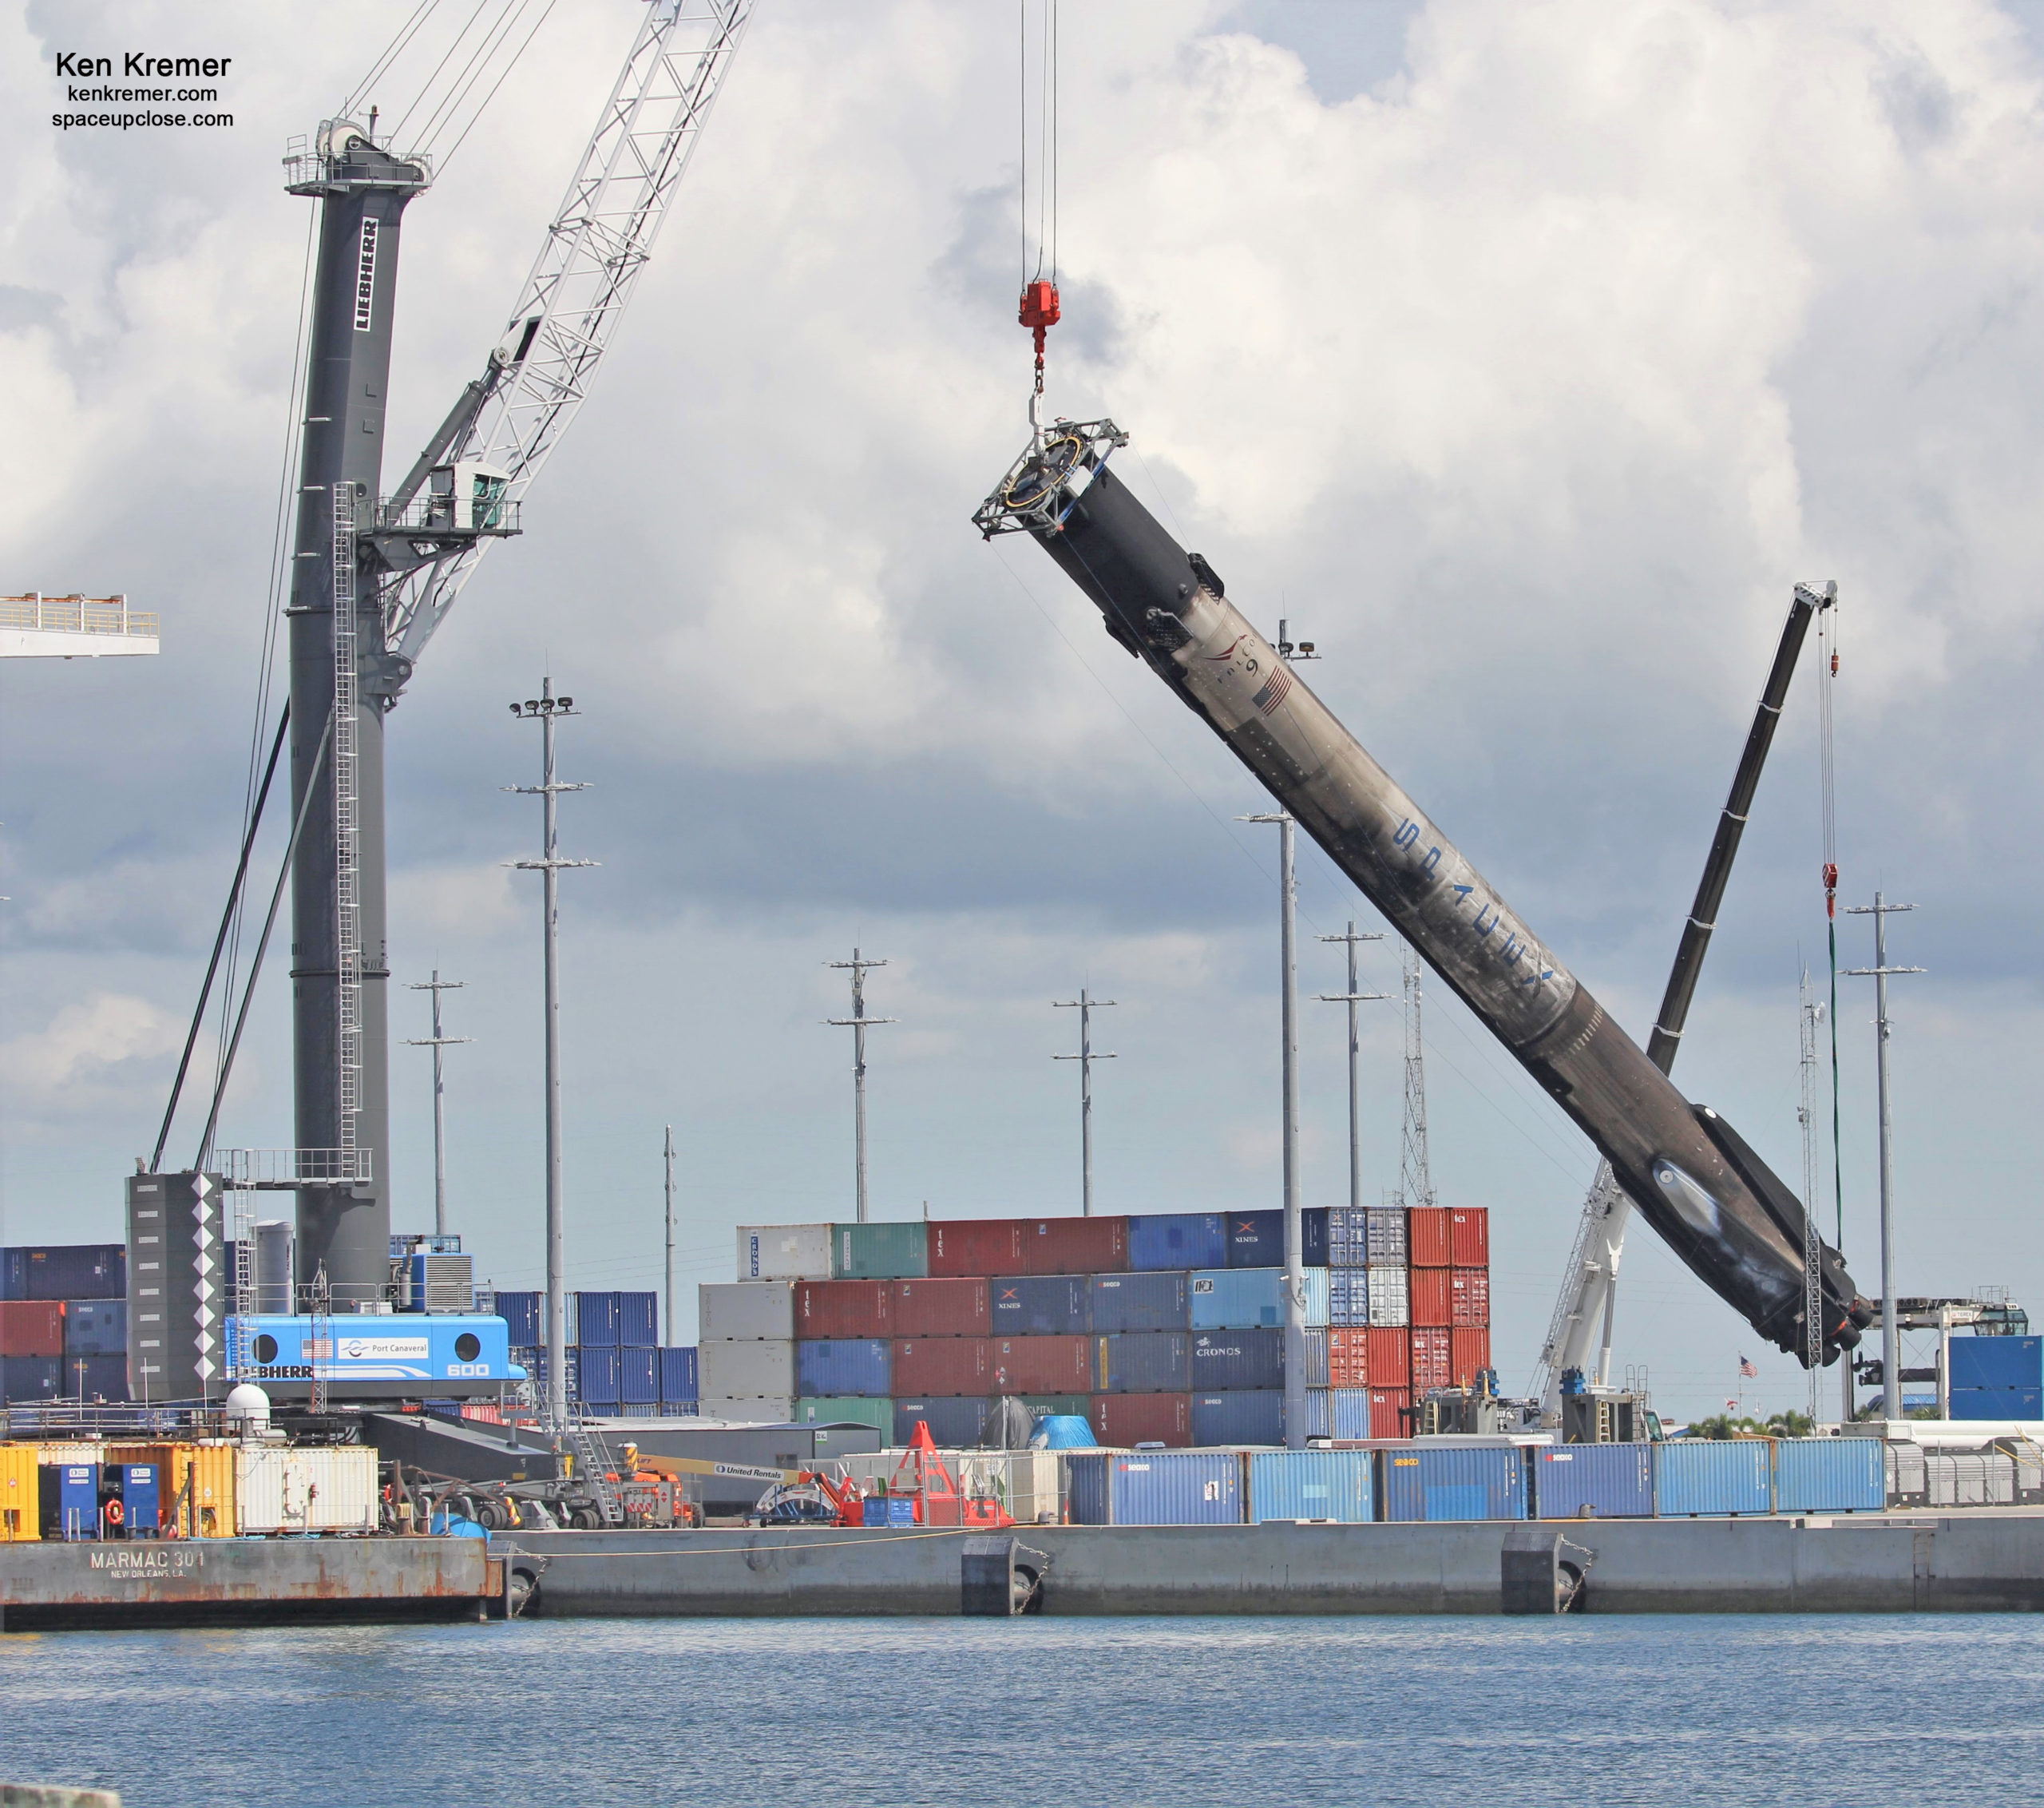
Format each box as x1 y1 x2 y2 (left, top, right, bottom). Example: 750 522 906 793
496 1509 2044 1618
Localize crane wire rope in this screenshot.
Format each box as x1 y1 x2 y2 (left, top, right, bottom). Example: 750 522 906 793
410 0 550 161
387 0 497 148
1819 599 1843 1251
436 0 560 172
343 0 444 121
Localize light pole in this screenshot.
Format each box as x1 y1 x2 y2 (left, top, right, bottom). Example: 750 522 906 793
1241 810 1305 1449
1846 893 1923 1422
1054 989 1117 1216
826 950 896 1223
404 972 470 1240
1316 921 1387 1215
664 1125 675 1346
507 678 596 1428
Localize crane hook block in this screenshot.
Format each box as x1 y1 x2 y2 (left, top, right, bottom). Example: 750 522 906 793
1019 280 1061 358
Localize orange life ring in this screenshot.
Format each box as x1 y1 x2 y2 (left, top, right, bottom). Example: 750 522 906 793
104 1499 125 1527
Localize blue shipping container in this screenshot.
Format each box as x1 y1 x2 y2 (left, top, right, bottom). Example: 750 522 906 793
618 1346 659 1406
620 1292 659 1348
795 1338 892 1398
1190 1328 1284 1391
989 1275 1088 1336
1128 1213 1227 1272
1095 1332 1191 1393
1192 1390 1284 1446
1950 1336 2042 1393
660 1346 699 1404
1222 1211 1329 1269
18 1246 125 1302
577 1346 621 1406
1531 1443 1653 1519
0 1249 22 1300
496 1291 542 1346
1325 1388 1372 1439
1773 1437 1886 1513
64 1300 127 1357
893 1397 989 1446
72 1356 128 1402
1 1356 61 1402
1303 1329 1329 1389
1088 1271 1190 1334
1381 1446 1527 1521
1187 1268 1331 1331
573 1292 622 1347
1067 1451 1242 1525
1655 1439 1773 1516
1951 1386 2043 1420
1328 1270 1369 1326
121 1463 160 1536
1248 1449 1375 1523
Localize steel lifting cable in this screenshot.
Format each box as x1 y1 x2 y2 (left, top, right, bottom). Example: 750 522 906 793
388 0 496 147
410 0 538 157
1820 601 1844 1251
344 0 443 121
436 0 560 172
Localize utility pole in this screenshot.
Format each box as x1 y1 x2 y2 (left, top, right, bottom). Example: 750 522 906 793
664 1125 675 1346
1316 921 1388 1214
826 950 896 1223
1398 938 1436 1211
1054 989 1117 1216
507 678 596 1428
1241 811 1306 1449
1846 894 1923 1423
404 972 469 1240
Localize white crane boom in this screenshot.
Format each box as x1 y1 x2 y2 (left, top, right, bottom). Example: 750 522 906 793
385 0 754 668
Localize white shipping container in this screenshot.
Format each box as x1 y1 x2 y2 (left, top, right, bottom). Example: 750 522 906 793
699 1338 796 1399
1367 1267 1410 1328
699 1280 797 1341
234 1446 378 1533
735 1224 833 1282
695 1396 795 1423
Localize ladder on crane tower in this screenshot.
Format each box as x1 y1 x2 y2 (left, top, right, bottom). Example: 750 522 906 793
331 484 362 1168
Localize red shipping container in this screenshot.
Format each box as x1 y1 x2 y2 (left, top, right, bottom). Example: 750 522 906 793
1448 1207 1489 1267
990 1334 1093 1394
1368 1387 1412 1440
1327 1327 1370 1390
1449 1268 1490 1329
1408 1207 1452 1267
794 1279 891 1340
1020 1215 1130 1276
926 1219 1024 1279
1450 1327 1491 1386
1409 1267 1452 1329
0 1302 64 1358
889 1276 988 1338
890 1337 993 1397
1366 1327 1410 1389
1410 1326 1452 1393
1090 1392 1192 1447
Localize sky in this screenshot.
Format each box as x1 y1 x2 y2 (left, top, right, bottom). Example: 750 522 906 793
5 0 2044 1420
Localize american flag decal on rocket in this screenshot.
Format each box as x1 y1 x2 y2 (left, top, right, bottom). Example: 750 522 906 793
1251 664 1293 714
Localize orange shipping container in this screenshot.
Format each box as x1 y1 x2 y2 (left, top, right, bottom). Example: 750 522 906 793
1327 1327 1369 1390
1408 1207 1452 1268
1409 1267 1452 1329
1448 1207 1489 1267
1365 1327 1410 1388
1450 1327 1491 1386
1410 1326 1452 1393
1449 1268 1490 1329
1368 1387 1411 1440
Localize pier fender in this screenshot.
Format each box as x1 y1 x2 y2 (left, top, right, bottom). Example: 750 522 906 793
961 1535 1050 1616
743 1537 782 1575
1501 1528 1597 1616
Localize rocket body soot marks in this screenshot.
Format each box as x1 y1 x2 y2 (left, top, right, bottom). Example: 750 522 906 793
975 421 1871 1363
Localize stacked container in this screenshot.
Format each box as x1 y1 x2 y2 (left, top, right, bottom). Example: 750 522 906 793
2 1244 132 1404
698 1279 798 1421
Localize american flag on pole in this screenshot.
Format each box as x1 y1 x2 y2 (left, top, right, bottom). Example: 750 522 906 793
1738 1354 1759 1378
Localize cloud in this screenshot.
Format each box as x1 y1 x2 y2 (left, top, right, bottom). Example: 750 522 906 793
0 990 190 1109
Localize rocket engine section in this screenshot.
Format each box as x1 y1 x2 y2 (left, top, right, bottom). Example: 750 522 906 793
975 420 1871 1364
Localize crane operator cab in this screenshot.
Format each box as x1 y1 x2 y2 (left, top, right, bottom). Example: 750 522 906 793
426 459 510 533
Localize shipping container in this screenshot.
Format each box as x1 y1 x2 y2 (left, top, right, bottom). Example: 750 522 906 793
1089 1391 1192 1447
1449 1269 1490 1329
795 1338 892 1398
235 1447 378 1533
893 1397 989 1446
1773 1437 1885 1513
659 1346 698 1405
1190 1328 1284 1391
0 1249 19 1300
1303 1328 1329 1389
699 1338 796 1399
832 1221 929 1281
63 1299 126 1358
696 1396 794 1423
892 1338 993 1397
1327 1327 1369 1389
1654 1439 1773 1516
926 1219 1024 1278
18 1245 125 1302
1022 1394 1093 1421
1950 1336 2043 1393
0 1444 38 1540
495 1290 541 1346
1095 1332 1193 1393
1410 1268 1452 1329
953 1449 1064 1526
574 1292 622 1347
174 1444 237 1538
1067 1450 1242 1525
1366 1209 1408 1265
1088 1271 1190 1334
1187 1268 1331 1331
1448 1208 1490 1267
1248 1449 1375 1522
578 1346 621 1407
2 1357 61 1402
1411 1326 1452 1394
1448 1328 1491 1386
798 1396 893 1434
1020 1215 1129 1276
1128 1212 1226 1272
1381 1445 1526 1521
1329 1269 1369 1327
1325 1389 1373 1440
564 1294 580 1346
1191 1390 1283 1446
0 1302 65 1358
620 1293 659 1347
1368 1327 1411 1388
1326 1206 1369 1267
795 1279 893 1341
990 1334 1093 1394
889 1277 988 1338
1369 1387 1411 1439
700 1281 797 1342
1367 1269 1410 1328
616 1347 659 1407
1408 1209 1452 1268
737 1223 834 1282
70 1355 127 1402
1532 1443 1653 1519
1951 1386 2043 1420
989 1275 1089 1337
41 1463 98 1540
1305 1208 1329 1266
1220 1210 1329 1269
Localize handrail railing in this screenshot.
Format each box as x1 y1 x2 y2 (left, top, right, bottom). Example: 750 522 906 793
1 593 157 636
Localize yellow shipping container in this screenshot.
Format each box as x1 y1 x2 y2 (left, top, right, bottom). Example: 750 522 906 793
165 1443 237 1538
0 1445 40 1540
